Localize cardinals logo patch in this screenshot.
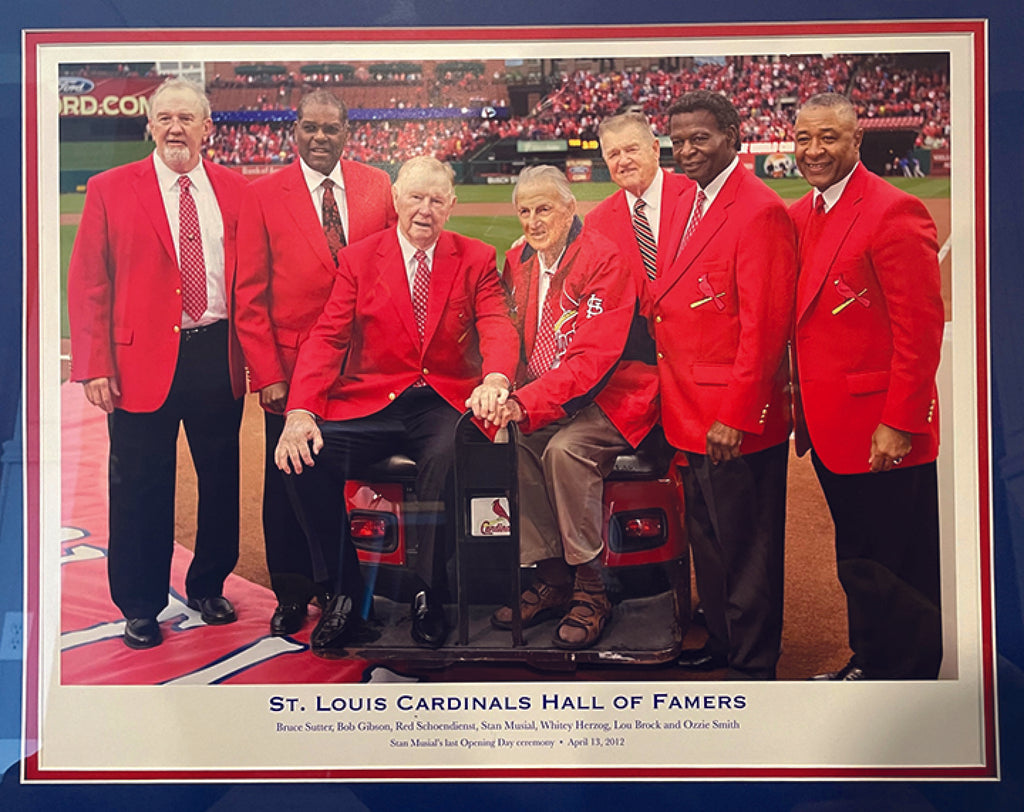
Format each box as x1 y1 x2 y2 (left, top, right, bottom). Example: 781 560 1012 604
470 496 512 536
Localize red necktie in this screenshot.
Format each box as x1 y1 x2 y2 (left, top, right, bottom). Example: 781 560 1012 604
677 189 706 255
321 178 346 265
526 271 559 382
801 195 829 263
177 175 207 321
412 249 430 341
631 198 658 281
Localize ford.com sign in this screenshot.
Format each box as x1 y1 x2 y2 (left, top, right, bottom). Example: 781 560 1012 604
58 76 95 95
58 76 163 117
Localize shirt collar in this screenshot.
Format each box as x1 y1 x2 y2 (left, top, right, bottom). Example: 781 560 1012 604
396 226 438 267
299 156 345 195
625 166 665 213
815 162 859 212
696 155 739 206
153 151 208 191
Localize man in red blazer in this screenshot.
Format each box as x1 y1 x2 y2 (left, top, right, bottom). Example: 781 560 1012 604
586 112 692 447
275 156 518 650
235 89 396 637
791 93 944 680
485 166 636 650
657 91 796 679
68 79 249 650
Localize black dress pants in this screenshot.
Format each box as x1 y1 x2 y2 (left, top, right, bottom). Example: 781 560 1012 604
263 410 318 605
107 321 243 619
812 452 942 679
682 441 788 679
284 387 460 612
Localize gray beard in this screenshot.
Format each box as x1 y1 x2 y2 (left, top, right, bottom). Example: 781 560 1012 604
163 144 192 168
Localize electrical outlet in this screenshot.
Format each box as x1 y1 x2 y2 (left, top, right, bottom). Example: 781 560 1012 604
0 612 22 660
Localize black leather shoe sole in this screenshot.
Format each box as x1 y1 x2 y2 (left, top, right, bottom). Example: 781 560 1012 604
677 648 728 670
270 604 307 636
123 618 161 650
411 590 448 649
187 596 237 625
311 594 354 649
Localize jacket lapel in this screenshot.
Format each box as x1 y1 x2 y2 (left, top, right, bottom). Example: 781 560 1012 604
422 231 460 347
373 230 420 346
281 162 337 274
796 165 867 323
655 170 738 304
657 171 690 272
134 159 177 264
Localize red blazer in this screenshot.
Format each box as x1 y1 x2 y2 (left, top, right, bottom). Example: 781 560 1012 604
68 156 249 412
287 228 519 421
652 164 796 455
503 221 635 435
583 170 695 446
791 162 943 474
234 159 396 393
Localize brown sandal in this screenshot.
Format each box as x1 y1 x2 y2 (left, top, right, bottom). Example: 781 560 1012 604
552 586 612 650
491 578 573 630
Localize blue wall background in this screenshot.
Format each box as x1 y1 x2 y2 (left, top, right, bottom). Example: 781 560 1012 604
2 2 1022 808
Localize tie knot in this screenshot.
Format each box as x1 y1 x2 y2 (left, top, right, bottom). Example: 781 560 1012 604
695 189 706 207
415 249 428 264
321 178 334 191
633 198 646 216
178 175 191 192
814 194 826 214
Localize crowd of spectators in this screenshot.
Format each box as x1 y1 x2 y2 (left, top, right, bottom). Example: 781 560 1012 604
202 54 951 166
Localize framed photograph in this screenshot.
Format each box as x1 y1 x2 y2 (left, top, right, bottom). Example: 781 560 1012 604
21 19 994 783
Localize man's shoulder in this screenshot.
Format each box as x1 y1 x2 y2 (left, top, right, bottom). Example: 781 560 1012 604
341 159 392 187
247 161 300 192
576 222 623 258
662 169 693 196
586 188 626 224
440 229 494 260
88 156 153 188
204 159 249 190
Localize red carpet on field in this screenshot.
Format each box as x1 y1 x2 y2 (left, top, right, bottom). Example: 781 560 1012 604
58 382 374 686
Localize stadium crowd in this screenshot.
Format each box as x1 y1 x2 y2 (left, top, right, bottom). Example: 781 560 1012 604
203 53 950 166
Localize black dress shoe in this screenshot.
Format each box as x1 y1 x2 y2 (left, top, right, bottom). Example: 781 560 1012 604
123 618 161 650
270 603 307 636
187 596 237 625
677 646 728 670
410 589 448 649
810 662 867 681
311 594 354 650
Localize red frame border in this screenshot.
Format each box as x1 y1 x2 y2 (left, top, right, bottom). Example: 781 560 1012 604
21 19 994 781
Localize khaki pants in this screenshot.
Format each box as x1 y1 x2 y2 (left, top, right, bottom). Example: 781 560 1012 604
516 403 630 566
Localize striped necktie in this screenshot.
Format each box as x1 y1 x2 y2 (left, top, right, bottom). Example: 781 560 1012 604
632 198 658 281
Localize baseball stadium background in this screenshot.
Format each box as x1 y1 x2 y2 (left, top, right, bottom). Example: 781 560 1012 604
56 52 952 686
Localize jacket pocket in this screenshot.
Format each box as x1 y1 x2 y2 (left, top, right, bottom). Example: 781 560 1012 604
691 362 731 386
113 326 134 345
845 369 889 395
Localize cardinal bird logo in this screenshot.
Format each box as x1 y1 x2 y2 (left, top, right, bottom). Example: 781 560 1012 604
492 499 510 521
831 275 871 315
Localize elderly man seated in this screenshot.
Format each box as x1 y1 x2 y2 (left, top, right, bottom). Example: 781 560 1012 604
482 165 649 650
276 156 518 650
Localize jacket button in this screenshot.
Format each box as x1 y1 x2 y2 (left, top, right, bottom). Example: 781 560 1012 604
388 392 396 401
422 367 429 375
657 351 664 360
655 315 662 323
173 325 180 333
175 288 181 296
